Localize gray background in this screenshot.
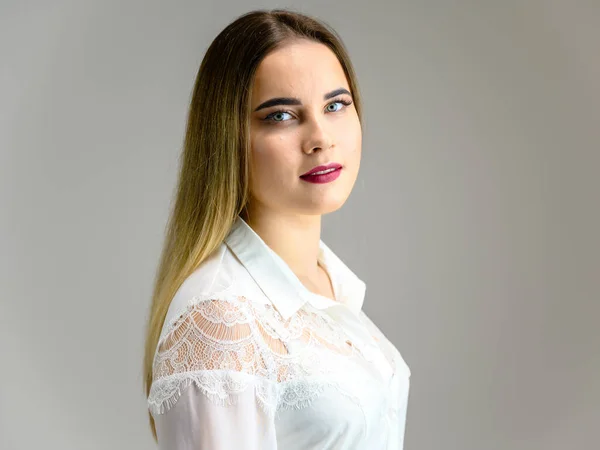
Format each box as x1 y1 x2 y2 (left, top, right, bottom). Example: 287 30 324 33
1 1 598 449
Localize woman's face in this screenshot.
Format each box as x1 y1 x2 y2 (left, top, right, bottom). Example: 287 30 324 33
248 39 362 217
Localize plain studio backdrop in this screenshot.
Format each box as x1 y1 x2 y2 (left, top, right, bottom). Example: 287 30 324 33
1 1 598 449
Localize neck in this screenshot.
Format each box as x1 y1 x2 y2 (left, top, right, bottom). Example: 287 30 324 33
242 206 322 282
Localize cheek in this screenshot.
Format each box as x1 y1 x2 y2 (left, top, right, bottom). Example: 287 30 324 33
250 133 298 184
340 122 362 159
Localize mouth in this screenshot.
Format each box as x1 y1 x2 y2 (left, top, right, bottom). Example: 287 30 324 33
300 166 343 184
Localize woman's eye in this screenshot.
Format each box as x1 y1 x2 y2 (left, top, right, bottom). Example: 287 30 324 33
326 101 344 112
265 111 293 123
262 99 352 124
327 99 352 112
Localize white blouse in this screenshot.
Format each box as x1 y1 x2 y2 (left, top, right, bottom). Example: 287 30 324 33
147 215 411 449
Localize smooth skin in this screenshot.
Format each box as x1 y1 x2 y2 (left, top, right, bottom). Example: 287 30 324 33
244 39 362 300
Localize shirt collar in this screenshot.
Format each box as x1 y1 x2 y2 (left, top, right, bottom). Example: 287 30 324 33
224 215 366 320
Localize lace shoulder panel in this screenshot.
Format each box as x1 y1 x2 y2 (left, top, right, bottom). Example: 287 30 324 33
148 292 383 418
148 293 287 416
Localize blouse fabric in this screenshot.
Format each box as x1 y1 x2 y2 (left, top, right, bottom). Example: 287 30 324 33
147 215 411 449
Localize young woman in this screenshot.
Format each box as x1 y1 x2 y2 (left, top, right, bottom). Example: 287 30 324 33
143 8 411 449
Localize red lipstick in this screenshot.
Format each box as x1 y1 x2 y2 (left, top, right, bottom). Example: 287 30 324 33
300 162 342 184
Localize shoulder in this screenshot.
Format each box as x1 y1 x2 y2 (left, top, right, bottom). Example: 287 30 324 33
149 243 283 416
159 241 270 345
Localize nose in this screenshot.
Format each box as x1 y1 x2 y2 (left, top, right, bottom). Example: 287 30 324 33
302 117 334 154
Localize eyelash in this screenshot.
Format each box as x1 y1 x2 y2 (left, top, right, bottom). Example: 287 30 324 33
262 98 353 124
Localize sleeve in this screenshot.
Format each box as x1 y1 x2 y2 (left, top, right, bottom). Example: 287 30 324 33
147 296 279 450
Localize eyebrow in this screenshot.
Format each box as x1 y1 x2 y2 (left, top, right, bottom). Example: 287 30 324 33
253 88 352 112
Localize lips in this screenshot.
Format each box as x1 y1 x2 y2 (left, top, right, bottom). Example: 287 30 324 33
301 162 342 177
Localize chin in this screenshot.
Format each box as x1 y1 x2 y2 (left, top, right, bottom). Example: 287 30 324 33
297 193 350 215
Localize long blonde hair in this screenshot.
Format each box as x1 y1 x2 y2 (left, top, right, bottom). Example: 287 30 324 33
142 8 364 441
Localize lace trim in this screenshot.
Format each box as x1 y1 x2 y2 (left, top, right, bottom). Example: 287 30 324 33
147 369 367 420
147 369 278 416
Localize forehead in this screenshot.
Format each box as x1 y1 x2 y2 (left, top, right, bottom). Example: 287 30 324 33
251 40 349 99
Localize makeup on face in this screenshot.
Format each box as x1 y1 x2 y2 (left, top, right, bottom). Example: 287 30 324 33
300 163 343 184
